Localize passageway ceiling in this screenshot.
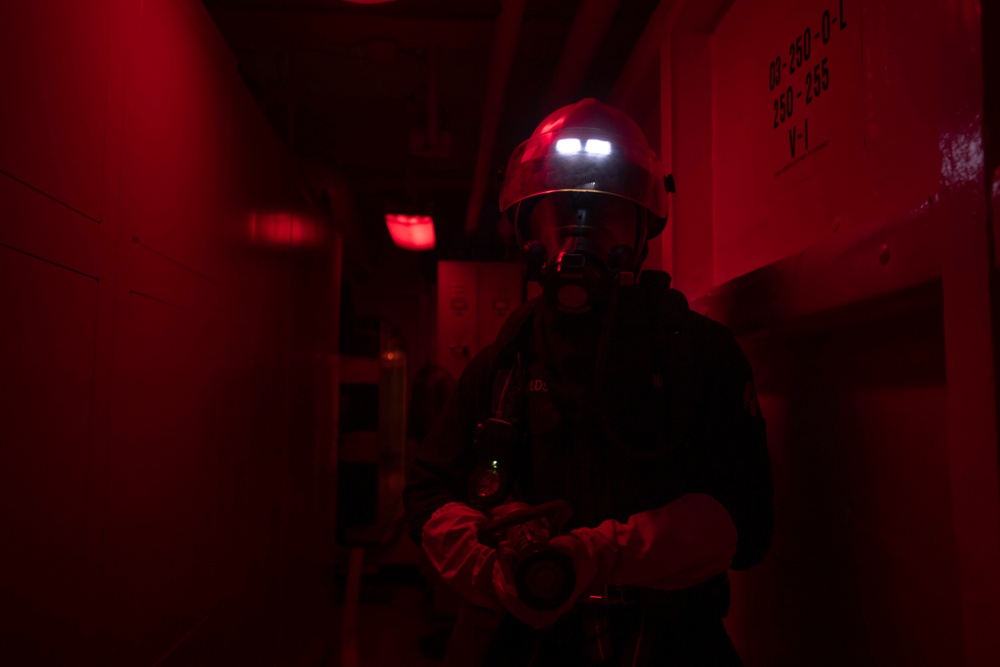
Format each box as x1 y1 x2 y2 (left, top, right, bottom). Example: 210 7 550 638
203 0 662 260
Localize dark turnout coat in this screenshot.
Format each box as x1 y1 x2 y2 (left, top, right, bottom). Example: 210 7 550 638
404 270 774 665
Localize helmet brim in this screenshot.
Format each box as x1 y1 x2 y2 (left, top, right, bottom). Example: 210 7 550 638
499 128 668 219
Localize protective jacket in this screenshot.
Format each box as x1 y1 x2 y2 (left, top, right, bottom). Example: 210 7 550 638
403 270 774 665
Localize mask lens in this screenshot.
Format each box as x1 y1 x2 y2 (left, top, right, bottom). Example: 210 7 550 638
526 193 638 264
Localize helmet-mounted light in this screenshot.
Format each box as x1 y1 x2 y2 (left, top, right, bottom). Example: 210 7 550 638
554 138 613 156
583 139 611 155
555 138 582 154
500 97 672 250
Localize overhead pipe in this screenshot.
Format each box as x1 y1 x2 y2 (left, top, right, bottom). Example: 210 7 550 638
608 0 693 275
464 0 526 234
465 0 626 234
427 42 439 150
542 0 622 112
609 1 671 116
610 0 694 116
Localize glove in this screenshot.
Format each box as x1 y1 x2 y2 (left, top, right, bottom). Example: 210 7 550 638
421 502 499 610
549 493 738 592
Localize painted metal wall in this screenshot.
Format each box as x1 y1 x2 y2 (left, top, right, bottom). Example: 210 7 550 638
661 0 997 664
436 261 524 382
0 0 338 664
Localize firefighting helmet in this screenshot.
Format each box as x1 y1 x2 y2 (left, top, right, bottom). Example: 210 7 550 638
499 98 670 240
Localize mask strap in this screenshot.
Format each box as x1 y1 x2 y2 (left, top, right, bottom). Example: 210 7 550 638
494 352 522 419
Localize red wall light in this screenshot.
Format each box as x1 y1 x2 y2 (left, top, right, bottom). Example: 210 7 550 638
385 214 436 251
247 211 324 246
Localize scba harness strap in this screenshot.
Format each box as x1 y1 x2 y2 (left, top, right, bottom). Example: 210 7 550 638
473 273 734 628
463 306 532 511
467 271 705 523
485 271 698 447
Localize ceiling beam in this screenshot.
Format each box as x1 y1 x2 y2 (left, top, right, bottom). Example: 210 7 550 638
464 0 636 234
209 8 497 52
609 0 675 120
463 0 527 233
543 0 622 112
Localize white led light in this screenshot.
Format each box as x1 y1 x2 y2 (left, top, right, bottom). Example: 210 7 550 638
555 138 582 154
584 139 612 155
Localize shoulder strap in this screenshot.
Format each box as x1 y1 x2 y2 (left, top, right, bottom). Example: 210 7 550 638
486 298 538 422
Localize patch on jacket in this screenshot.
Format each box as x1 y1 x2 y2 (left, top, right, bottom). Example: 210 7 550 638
528 378 550 393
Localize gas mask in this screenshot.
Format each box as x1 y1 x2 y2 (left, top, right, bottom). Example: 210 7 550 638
519 192 647 314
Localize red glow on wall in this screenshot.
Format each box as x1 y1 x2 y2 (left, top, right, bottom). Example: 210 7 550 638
247 211 323 246
385 214 436 251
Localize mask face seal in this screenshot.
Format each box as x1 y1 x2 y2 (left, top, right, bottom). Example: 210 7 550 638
518 193 646 314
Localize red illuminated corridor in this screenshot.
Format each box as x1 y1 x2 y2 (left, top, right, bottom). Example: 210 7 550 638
1 0 999 665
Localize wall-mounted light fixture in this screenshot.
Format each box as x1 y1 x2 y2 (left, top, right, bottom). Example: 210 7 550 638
385 214 435 251
247 211 324 246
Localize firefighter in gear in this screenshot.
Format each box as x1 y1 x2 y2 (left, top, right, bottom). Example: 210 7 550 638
404 98 774 665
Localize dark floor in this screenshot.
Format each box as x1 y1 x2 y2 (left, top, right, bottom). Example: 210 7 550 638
152 541 452 667
322 534 460 667
327 566 455 667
